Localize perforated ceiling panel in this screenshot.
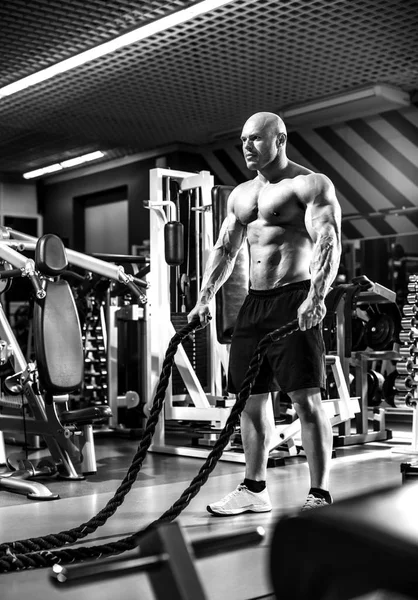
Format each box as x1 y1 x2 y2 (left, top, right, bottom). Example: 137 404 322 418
0 0 417 175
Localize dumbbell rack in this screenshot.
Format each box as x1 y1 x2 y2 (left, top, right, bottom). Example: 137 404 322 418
82 296 108 405
392 273 418 454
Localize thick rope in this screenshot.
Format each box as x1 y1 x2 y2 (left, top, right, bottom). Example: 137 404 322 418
0 319 200 563
0 318 299 573
149 318 299 529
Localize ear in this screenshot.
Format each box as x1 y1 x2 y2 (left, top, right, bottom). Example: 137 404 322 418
278 133 287 146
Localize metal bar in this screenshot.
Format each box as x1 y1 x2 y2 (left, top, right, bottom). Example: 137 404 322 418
51 554 166 587
3 230 130 282
106 302 119 429
0 242 34 271
148 444 247 463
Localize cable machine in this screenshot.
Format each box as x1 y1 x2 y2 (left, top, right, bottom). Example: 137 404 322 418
145 168 237 460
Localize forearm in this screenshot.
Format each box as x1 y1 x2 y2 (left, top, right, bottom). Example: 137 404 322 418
308 229 341 302
198 246 238 304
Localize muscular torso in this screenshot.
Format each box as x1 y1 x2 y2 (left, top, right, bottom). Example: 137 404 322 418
233 165 316 289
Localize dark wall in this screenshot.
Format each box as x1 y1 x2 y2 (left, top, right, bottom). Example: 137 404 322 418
37 152 215 252
38 158 156 251
360 238 391 289
164 151 214 177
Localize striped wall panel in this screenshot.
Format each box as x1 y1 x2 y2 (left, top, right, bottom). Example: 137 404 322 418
201 105 418 240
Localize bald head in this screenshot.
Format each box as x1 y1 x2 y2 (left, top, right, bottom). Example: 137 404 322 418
243 112 287 138
241 112 287 172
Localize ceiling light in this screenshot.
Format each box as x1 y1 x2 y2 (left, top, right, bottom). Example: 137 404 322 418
60 150 104 168
280 84 410 128
23 151 105 179
0 0 236 99
23 164 63 179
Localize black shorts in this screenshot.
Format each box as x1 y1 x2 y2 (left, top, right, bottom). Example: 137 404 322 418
227 280 326 395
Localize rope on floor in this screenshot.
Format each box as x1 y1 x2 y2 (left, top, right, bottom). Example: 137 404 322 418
0 318 299 573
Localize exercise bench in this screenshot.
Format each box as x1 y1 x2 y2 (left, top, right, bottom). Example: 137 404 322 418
0 233 111 499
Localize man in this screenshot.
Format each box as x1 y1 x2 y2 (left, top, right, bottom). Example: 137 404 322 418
188 111 342 514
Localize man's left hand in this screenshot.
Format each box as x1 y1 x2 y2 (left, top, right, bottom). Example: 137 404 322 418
297 297 326 331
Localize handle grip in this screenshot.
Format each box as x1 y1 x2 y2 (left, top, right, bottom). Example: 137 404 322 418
28 272 46 299
0 268 22 280
126 280 147 305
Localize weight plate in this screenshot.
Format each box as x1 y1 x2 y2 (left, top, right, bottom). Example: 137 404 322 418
365 314 395 350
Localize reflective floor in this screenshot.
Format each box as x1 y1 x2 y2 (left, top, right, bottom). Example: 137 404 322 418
0 421 416 600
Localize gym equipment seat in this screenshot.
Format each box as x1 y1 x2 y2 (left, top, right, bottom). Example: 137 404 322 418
0 234 111 498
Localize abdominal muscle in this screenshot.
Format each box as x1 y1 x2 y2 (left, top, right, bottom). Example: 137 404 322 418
248 232 313 290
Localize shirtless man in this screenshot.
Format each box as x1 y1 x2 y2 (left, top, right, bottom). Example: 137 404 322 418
188 111 342 514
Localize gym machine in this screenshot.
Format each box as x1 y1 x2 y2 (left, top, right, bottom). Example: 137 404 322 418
0 228 145 499
144 168 235 460
324 275 402 446
145 171 360 464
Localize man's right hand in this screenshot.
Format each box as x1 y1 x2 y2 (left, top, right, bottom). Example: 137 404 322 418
187 303 212 328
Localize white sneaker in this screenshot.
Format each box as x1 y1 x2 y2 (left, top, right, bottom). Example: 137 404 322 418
207 484 272 516
301 493 331 511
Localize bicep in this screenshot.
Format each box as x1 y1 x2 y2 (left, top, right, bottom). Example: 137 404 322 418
305 178 341 243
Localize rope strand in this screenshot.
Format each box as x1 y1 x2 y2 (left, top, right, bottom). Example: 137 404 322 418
0 318 299 573
0 320 199 559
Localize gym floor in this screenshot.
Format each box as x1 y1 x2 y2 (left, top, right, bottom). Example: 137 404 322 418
0 419 416 600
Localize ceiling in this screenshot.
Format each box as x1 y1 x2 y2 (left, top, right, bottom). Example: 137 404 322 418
0 0 417 177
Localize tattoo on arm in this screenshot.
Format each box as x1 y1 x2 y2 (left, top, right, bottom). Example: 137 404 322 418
306 179 342 303
309 230 341 302
199 216 246 304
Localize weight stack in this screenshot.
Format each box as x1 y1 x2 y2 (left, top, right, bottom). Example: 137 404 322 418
171 313 209 395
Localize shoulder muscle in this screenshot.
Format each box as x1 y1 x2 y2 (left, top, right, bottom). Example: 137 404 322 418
296 173 335 205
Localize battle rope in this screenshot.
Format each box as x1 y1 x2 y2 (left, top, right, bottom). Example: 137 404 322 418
0 318 299 573
0 319 200 563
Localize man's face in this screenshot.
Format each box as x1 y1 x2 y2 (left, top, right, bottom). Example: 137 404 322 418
240 119 278 171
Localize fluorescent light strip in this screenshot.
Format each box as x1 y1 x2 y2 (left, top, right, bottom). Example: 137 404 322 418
0 0 235 98
23 163 63 179
23 151 105 179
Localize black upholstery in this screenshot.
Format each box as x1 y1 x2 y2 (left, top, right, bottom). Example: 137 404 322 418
270 484 418 599
33 278 84 394
33 235 84 394
35 233 68 276
211 185 249 344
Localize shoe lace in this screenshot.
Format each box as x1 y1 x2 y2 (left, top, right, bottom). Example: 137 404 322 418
303 494 326 509
222 484 248 502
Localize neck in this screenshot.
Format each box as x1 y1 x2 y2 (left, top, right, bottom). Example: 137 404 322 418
257 153 289 184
